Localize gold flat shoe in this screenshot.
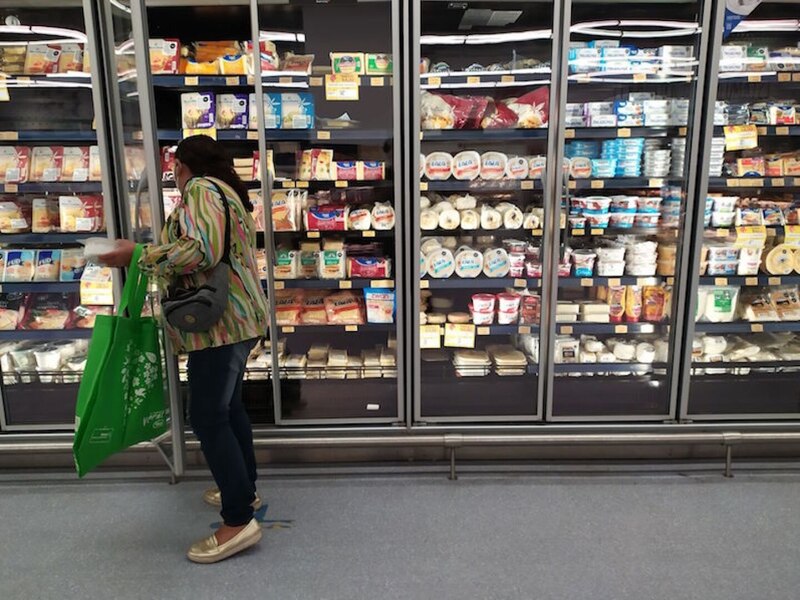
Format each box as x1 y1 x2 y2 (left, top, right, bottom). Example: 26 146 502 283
203 487 262 510
187 518 262 564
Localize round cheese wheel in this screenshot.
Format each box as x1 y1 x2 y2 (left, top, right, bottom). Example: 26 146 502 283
483 248 510 278
438 208 461 230
523 211 540 229
427 313 447 324
448 312 471 324
481 152 508 180
348 207 372 230
455 248 484 278
452 151 481 181
505 156 529 180
424 152 454 180
426 248 455 279
765 245 794 275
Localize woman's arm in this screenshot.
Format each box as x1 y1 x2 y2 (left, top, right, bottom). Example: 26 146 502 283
139 180 226 277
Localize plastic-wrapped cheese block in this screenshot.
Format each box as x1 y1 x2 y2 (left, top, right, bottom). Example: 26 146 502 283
421 237 442 255
372 202 395 230
424 152 454 180
523 210 541 229
460 209 479 230
636 343 656 363
438 208 460 230
503 205 524 229
584 339 605 353
613 342 636 361
452 151 481 181
480 152 508 180
454 247 484 278
455 194 477 210
579 350 597 363
703 286 739 323
483 248 510 278
702 336 728 355
420 195 431 209
480 206 502 230
432 200 454 214
426 248 456 278
420 209 438 230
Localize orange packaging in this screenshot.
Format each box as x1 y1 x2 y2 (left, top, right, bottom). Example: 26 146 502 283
607 285 626 324
24 44 60 74
275 289 303 326
89 146 102 181
324 291 365 325
0 146 31 184
61 147 90 182
58 44 84 73
30 147 64 182
625 286 642 323
765 155 784 177
148 39 180 74
643 286 667 323
32 198 60 233
784 156 800 177
300 291 329 325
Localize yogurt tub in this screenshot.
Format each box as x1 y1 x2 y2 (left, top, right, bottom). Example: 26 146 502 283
526 260 542 278
471 293 496 313
706 260 738 276
634 213 660 228
637 197 662 213
469 304 495 325
570 198 589 212
34 346 61 370
497 293 522 313
572 249 597 277
706 244 738 261
711 211 735 227
585 213 611 228
610 196 638 213
508 252 526 277
582 196 611 212
625 262 657 276
610 213 635 228
497 309 519 325
596 246 626 262
569 216 587 229
596 261 625 276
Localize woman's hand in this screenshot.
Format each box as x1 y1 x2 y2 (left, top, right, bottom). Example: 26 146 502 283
97 239 137 268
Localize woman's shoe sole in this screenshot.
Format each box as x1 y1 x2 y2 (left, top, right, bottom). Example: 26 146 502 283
187 527 263 564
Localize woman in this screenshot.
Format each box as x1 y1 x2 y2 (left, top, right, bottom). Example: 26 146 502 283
100 135 269 564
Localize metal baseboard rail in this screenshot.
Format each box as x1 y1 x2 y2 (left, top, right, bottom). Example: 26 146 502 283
4 431 800 480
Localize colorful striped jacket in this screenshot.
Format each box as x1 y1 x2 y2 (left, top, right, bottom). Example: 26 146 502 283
139 176 269 353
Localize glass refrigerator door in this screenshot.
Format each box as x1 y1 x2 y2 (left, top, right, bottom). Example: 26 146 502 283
256 0 403 424
684 2 800 419
547 1 707 420
415 2 558 421
0 2 116 431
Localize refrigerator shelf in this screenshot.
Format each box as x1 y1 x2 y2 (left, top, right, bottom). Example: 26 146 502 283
565 126 686 140
708 177 800 189
422 180 543 192
568 227 679 238
553 362 669 374
568 72 696 84
568 177 683 190
0 329 93 341
0 130 97 142
713 125 800 137
0 233 90 244
558 276 670 288
277 324 395 334
7 183 103 193
555 322 667 335
698 275 800 287
420 69 551 90
0 282 81 293
421 129 548 141
150 73 393 89
717 72 800 84
272 229 395 239
157 129 393 143
695 322 800 334
419 277 541 290
272 279 394 290
691 361 800 370
476 325 540 336
422 228 543 237
275 179 393 190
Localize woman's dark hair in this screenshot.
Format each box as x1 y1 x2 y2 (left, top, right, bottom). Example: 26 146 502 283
175 135 254 211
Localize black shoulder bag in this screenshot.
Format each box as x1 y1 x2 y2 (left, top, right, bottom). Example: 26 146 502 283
162 178 232 333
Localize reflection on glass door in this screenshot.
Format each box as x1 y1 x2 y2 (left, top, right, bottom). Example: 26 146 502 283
415 1 557 421
548 2 707 420
255 0 402 424
685 1 800 419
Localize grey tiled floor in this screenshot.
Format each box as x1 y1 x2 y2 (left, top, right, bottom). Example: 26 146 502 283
1 471 799 600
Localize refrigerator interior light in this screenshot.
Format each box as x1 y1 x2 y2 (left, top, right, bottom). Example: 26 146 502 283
422 29 551 45
109 0 132 14
732 19 799 32
0 24 87 43
571 19 700 38
259 31 306 43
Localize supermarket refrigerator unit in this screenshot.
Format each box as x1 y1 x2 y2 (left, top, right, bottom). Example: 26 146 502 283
543 0 715 421
411 1 564 422
136 0 405 425
0 0 124 431
680 0 800 420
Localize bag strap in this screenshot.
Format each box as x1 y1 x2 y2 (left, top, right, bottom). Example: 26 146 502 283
118 244 148 319
190 177 232 267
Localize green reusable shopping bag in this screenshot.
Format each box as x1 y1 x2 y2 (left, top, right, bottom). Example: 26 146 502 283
73 245 168 477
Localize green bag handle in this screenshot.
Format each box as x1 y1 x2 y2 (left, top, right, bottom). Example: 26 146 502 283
118 244 148 320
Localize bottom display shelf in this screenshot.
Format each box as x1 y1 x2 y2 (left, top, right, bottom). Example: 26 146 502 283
278 378 399 421
2 381 78 428
551 375 671 419
687 372 800 417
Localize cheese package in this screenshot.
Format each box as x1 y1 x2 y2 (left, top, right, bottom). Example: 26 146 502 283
301 291 329 325
218 54 248 75
275 290 302 325
765 245 795 275
358 161 385 181
24 44 60 74
454 247 483 279
34 250 61 282
364 288 395 324
245 40 280 73
181 92 216 129
333 161 358 180
305 205 347 231
254 249 268 281
274 248 300 279
0 293 26 330
453 151 481 181
348 207 372 230
0 200 30 234
426 248 455 279
770 286 800 321
366 53 392 75
318 249 347 279
506 156 529 180
58 44 84 72
281 93 314 129
248 93 281 129
149 39 180 74
481 152 508 180
330 52 365 75
216 94 248 129
89 146 102 181
3 251 35 282
32 198 60 233
700 286 739 323
29 147 64 182
483 248 510 278
60 249 87 281
741 289 780 321
347 257 391 278
61 147 90 182
371 202 395 230
59 196 98 233
0 146 31 183
72 305 112 329
282 53 315 74
424 152 454 180
324 291 365 325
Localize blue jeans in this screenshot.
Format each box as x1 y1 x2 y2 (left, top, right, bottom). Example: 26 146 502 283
187 339 258 527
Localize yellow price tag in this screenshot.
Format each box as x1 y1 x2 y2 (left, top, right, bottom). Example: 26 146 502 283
518 326 532 335
568 181 577 190
615 325 628 334
572 229 585 236
419 182 428 191
776 127 790 136
714 277 728 286
282 326 295 333
184 76 199 86
420 324 441 349
560 326 574 335
225 76 239 86
745 277 758 286
591 180 605 189
443 323 476 349
531 229 543 236
750 323 764 332
307 231 320 238
183 128 216 140
428 76 442 87
0 131 18 141
778 73 791 82
514 279 527 288
4 184 18 193
467 76 480 85
772 178 785 187
757 126 768 135
247 130 259 140
649 178 664 188
565 129 576 139
317 131 331 140
608 278 621 287
748 74 762 83
420 280 430 289
279 76 293 85
580 278 593 287
679 127 688 136
335 181 348 188
477 327 490 336
339 281 353 289
282 180 295 188
373 280 394 288
274 281 285 290
325 74 360 101
740 178 763 187
310 77 324 87
617 128 631 138
370 77 385 87
521 181 534 190
768 277 782 286
296 181 309 188
345 325 359 332
633 73 647 82
793 73 800 82
590 228 603 236
501 75 515 83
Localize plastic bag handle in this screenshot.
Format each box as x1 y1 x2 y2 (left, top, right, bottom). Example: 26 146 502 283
117 244 148 319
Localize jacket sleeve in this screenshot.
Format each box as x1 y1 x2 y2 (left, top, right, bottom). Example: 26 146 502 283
139 180 226 278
